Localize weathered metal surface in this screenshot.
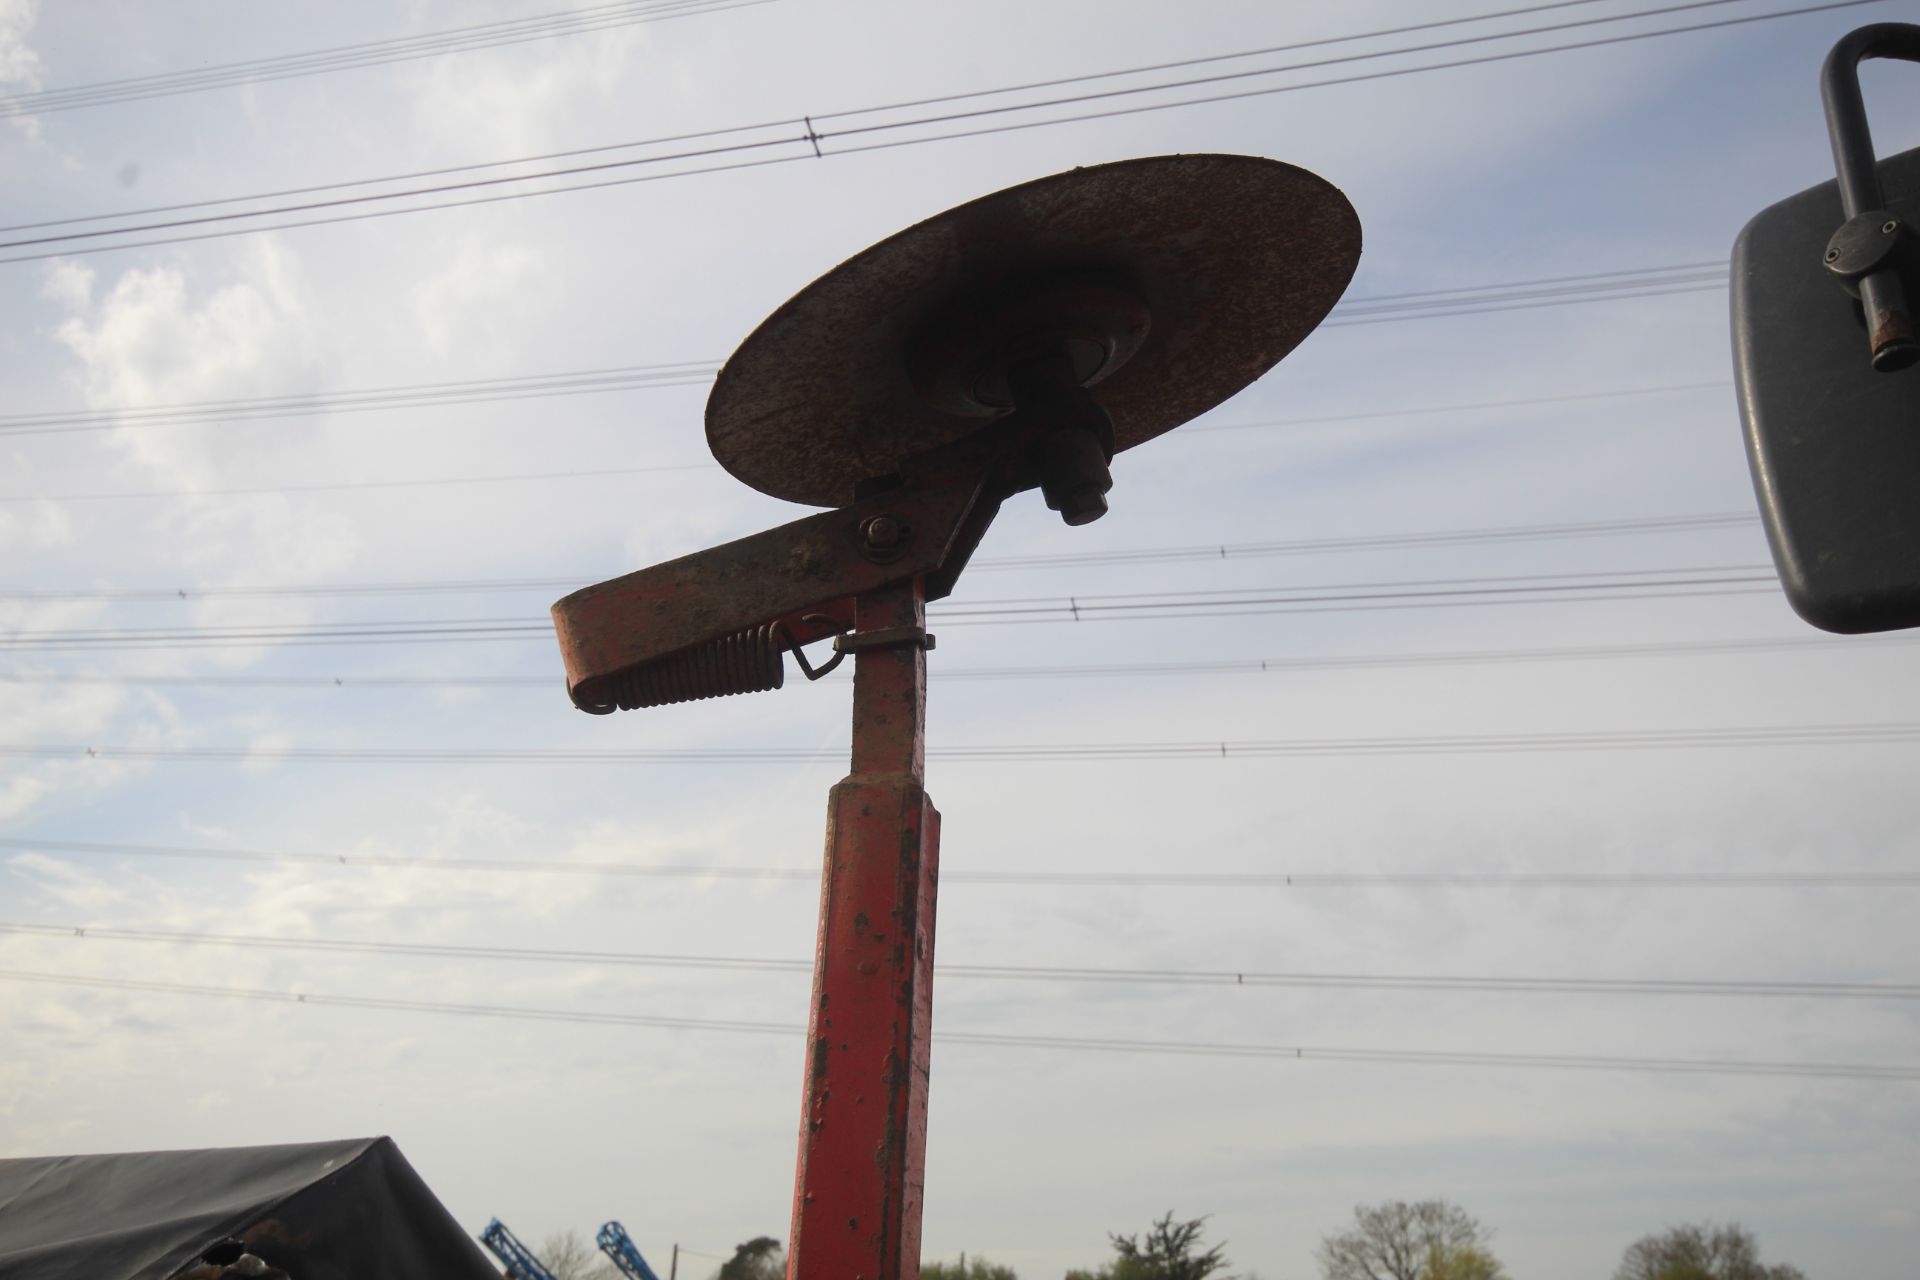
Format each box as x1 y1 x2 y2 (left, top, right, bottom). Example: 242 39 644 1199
549 153 1367 1280
787 579 938 1280
550 479 984 709
707 153 1362 508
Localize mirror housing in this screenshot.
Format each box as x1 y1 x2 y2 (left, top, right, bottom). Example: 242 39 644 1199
1733 143 1920 633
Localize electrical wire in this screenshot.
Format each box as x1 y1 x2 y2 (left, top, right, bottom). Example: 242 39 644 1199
0 349 1725 444
0 0 1879 265
5 722 1919 766
0 967 1911 1081
0 0 1743 233
1188 380 1732 434
0 360 721 439
0 566 1780 650
0 0 769 119
5 835 1912 888
0 379 1743 479
4 632 1917 693
4 557 1770 607
3 920 1911 1000
0 462 720 504
0 509 1767 599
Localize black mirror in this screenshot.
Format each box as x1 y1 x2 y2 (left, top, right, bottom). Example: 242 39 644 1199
1731 23 1920 633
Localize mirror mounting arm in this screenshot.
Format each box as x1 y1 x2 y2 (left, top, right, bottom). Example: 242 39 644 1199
1819 22 1920 372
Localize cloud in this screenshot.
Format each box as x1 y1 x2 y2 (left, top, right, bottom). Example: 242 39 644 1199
409 235 552 358
47 244 315 460
39 242 363 626
0 0 40 90
0 0 43 142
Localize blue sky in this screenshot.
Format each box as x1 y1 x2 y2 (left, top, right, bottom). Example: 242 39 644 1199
2 3 1918 1278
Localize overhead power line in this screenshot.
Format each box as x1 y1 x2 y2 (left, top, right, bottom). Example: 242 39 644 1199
0 0 1878 264
0 333 1728 449
1319 263 1727 325
0 0 769 119
0 509 1765 602
0 0 1635 124
0 509 1767 599
0 967 1911 1081
6 835 1913 889
6 721 1920 766
0 381 1736 495
0 460 720 504
4 632 1917 693
0 565 1779 649
0 1 1750 230
6 920 1912 1001
0 360 721 439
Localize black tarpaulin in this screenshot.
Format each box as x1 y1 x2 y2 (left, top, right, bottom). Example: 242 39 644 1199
0 1135 499 1280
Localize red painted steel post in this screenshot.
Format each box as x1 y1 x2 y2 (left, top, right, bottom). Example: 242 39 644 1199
787 576 939 1280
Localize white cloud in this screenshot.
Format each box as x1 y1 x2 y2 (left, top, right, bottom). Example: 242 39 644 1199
48 243 313 449
0 0 39 90
409 235 552 358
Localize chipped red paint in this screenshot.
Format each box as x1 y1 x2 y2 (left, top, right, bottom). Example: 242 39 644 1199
787 578 938 1280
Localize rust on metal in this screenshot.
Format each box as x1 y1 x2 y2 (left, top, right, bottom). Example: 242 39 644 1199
706 153 1361 509
550 478 985 710
1870 305 1916 364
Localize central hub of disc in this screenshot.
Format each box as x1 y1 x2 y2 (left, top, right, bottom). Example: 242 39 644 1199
908 279 1151 417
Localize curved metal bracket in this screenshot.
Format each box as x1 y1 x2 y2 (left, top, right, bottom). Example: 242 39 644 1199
1820 22 1920 370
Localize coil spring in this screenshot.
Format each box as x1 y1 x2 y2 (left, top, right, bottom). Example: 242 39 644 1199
586 623 787 711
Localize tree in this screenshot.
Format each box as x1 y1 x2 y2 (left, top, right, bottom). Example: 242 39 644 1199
538 1230 620 1280
1424 1244 1505 1280
715 1236 785 1280
1613 1222 1806 1280
1317 1200 1505 1280
1066 1211 1231 1280
921 1257 1019 1280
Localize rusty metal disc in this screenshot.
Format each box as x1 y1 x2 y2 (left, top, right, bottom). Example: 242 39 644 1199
706 153 1362 508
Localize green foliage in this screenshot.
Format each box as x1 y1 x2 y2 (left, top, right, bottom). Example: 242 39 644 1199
715 1236 785 1280
1071 1211 1231 1280
1317 1200 1503 1280
1424 1244 1506 1280
921 1257 1019 1280
1613 1222 1806 1280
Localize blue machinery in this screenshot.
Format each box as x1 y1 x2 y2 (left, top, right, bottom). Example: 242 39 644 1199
479 1219 559 1280
480 1216 670 1280
597 1221 666 1280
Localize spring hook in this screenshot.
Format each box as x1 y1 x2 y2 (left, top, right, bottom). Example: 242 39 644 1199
782 614 850 681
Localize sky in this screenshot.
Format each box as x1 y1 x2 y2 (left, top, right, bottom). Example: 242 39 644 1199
1 2 1919 1279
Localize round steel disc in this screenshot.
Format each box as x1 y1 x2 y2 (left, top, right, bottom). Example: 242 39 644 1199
706 153 1361 507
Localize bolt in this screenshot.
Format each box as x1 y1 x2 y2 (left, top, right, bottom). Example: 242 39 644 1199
861 515 903 550
1884 220 1900 235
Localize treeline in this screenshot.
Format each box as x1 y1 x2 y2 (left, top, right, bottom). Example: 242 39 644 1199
916 1202 1808 1280
631 1201 1807 1280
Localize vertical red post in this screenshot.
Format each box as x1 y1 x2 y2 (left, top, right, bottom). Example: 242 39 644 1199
787 577 939 1280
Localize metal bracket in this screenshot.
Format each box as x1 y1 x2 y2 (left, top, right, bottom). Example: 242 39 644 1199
551 475 984 710
833 624 936 655
1820 22 1920 370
